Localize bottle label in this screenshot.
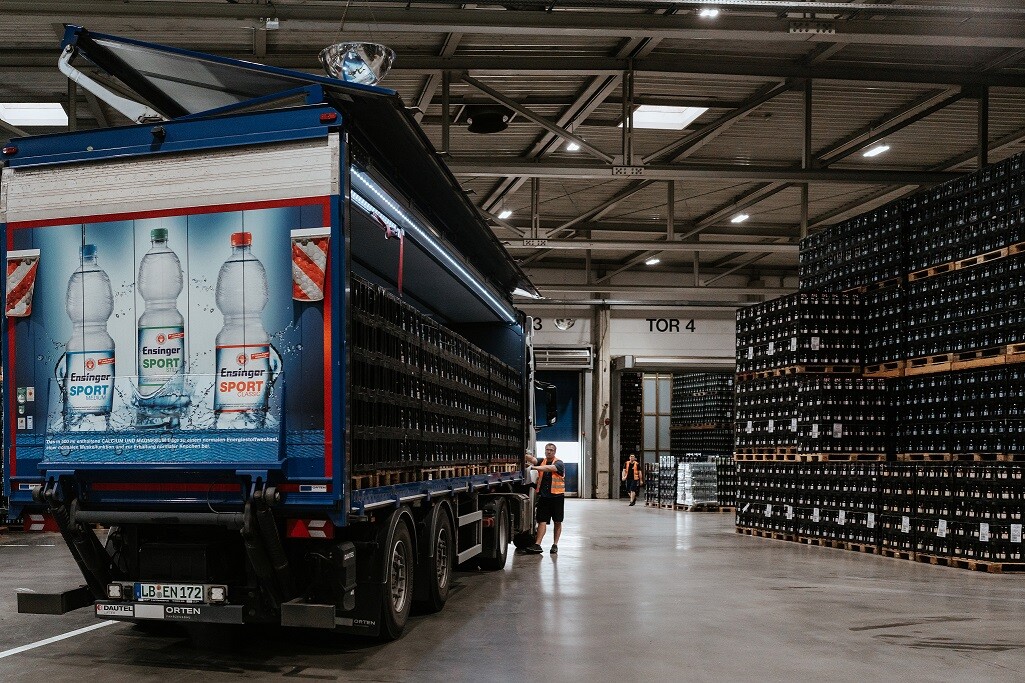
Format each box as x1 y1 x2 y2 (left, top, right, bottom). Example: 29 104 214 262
138 326 185 397
66 350 115 414
215 344 272 413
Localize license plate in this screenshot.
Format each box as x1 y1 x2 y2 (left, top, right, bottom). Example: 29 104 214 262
135 583 204 603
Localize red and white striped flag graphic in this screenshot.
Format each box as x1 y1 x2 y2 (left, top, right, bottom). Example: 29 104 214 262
6 249 41 318
290 228 330 302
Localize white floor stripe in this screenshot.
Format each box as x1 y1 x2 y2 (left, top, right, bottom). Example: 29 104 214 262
0 621 117 660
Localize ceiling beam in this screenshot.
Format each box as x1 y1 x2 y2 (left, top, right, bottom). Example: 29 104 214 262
8 4 1025 49
506 239 798 253
449 160 961 185
461 74 615 163
4 52 1023 88
527 283 793 297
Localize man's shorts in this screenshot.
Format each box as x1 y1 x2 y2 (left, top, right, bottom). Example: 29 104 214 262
625 479 640 493
536 495 565 523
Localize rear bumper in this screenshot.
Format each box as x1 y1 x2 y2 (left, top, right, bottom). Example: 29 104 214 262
95 601 245 625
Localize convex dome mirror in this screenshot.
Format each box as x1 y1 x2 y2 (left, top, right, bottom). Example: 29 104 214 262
319 42 396 86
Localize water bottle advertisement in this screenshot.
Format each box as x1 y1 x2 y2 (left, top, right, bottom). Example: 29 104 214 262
9 203 328 470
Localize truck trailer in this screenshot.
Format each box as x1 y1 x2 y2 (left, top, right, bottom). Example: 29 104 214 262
1 27 552 639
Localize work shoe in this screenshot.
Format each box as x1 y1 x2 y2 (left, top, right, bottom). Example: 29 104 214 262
629 500 636 506
523 544 543 554
550 544 558 554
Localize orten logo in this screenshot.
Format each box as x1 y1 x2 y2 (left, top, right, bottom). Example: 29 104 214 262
236 353 248 366
85 359 95 371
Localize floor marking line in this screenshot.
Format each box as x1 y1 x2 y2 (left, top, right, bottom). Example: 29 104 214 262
0 621 116 660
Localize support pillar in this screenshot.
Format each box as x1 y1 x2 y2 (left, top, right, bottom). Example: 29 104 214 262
592 304 613 498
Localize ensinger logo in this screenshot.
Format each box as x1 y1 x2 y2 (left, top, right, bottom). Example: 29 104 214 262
237 353 247 366
156 333 166 344
85 359 95 371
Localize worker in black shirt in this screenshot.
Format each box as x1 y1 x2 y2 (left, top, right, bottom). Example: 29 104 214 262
523 442 565 555
622 453 643 506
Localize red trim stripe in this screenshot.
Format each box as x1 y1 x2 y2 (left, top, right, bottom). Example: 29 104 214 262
322 201 333 479
7 197 328 230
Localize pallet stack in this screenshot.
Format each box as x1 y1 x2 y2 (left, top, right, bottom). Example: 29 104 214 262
737 150 1025 573
734 292 888 461
670 373 734 456
349 277 522 488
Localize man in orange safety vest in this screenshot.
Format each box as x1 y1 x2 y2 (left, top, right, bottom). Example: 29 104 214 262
523 442 565 555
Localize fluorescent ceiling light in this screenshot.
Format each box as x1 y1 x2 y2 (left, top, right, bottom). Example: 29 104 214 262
862 144 891 158
0 103 68 127
498 209 513 220
730 214 750 224
698 8 720 18
644 258 661 266
565 141 581 151
620 105 708 131
513 287 542 299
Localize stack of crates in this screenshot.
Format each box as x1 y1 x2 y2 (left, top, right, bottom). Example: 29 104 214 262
349 277 522 473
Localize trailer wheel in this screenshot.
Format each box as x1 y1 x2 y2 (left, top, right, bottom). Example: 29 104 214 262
478 500 509 571
379 513 415 641
415 504 454 613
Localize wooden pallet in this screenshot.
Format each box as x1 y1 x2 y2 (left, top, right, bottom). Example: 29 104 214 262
952 346 1006 371
897 452 951 462
878 547 916 561
738 364 861 381
863 360 905 378
947 452 1025 462
676 504 735 512
737 452 886 462
905 354 952 375
735 447 798 456
908 262 955 282
957 247 1007 270
916 554 1025 574
735 527 798 542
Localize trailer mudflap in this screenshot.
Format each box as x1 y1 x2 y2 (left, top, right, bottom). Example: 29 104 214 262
95 601 245 624
280 599 335 629
18 586 93 615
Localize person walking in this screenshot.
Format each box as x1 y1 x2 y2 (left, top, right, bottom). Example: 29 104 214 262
523 443 565 554
622 453 643 506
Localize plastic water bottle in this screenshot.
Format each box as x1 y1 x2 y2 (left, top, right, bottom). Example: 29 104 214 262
64 244 115 428
137 227 187 428
214 232 272 428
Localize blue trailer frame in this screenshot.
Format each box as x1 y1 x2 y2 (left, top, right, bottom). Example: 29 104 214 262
2 28 542 637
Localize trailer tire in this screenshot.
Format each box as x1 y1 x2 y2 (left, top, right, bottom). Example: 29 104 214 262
478 500 509 571
415 504 454 614
379 512 415 641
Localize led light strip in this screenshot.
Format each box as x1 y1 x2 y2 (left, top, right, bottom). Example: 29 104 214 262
350 168 516 323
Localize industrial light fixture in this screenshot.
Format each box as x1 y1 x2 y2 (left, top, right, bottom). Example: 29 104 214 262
619 105 708 131
554 318 576 331
730 214 750 224
645 258 661 266
565 141 581 151
0 103 68 127
862 143 891 158
498 209 513 220
263 17 280 30
698 8 721 18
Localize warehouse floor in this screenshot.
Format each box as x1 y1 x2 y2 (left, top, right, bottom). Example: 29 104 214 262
1 501 1024 681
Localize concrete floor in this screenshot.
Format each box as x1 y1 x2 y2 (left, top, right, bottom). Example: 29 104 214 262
1 500 1025 681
